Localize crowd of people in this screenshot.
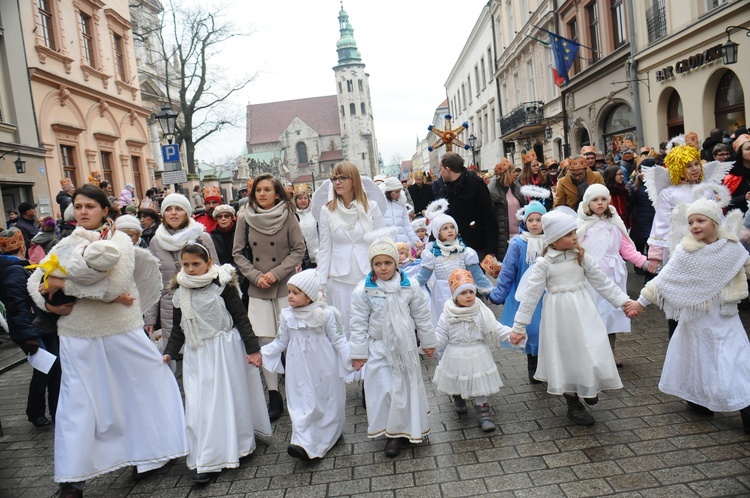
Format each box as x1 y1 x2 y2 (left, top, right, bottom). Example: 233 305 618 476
1 127 750 497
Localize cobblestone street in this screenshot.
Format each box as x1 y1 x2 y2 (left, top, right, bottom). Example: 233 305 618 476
1 272 749 497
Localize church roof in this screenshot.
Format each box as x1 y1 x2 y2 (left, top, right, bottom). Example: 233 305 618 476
320 150 344 162
247 95 341 145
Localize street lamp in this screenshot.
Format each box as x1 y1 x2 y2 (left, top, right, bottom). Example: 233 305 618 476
722 26 750 65
154 105 179 144
309 159 316 191
468 133 477 167
0 150 25 174
545 123 553 140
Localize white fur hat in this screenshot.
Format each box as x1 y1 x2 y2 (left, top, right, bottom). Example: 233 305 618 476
368 238 399 263
686 198 722 225
288 269 320 301
161 193 192 217
424 198 456 240
115 214 142 234
581 183 610 210
84 240 121 271
383 177 403 192
542 210 578 246
430 213 456 240
212 204 236 219
411 217 427 231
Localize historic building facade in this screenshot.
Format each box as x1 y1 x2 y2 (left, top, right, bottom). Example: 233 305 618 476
21 0 156 211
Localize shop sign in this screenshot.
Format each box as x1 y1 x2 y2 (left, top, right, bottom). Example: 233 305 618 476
655 44 723 82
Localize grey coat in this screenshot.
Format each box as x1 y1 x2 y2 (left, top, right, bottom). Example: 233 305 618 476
488 177 526 260
232 208 305 300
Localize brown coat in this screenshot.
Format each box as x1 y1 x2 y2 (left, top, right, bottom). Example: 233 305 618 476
232 208 305 299
553 169 605 210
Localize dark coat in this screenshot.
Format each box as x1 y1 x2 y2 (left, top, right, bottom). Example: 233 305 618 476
487 177 526 260
723 160 750 213
0 255 49 344
56 190 73 218
15 217 38 255
210 224 237 266
626 181 655 246
436 170 499 259
407 183 435 216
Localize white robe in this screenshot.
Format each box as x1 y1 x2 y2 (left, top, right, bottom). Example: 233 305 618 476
420 244 480 327
261 307 351 458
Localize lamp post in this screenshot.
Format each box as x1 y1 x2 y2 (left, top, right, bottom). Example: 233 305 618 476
0 150 25 174
545 124 553 141
722 26 750 65
154 105 180 192
468 133 477 168
309 159 316 191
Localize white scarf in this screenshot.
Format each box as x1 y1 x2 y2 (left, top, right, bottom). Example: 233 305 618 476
435 238 464 257
375 272 419 371
651 235 748 320
519 231 545 264
154 218 205 252
576 205 633 245
243 201 290 236
288 298 327 329
442 298 499 345
175 263 236 348
328 199 373 233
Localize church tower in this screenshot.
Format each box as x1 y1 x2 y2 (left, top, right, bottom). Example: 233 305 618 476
333 3 379 177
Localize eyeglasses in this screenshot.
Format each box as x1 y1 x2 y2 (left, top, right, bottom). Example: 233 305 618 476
570 170 586 177
715 152 731 158
330 176 351 184
216 214 233 220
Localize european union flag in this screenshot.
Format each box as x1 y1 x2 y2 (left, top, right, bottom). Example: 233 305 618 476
548 32 579 85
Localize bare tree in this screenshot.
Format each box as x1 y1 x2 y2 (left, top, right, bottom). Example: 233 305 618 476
154 2 256 174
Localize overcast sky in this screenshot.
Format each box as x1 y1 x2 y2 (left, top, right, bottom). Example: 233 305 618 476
190 0 489 166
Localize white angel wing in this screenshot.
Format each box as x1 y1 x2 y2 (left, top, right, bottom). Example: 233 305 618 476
702 160 733 186
311 180 332 222
133 246 163 315
363 177 388 215
723 209 744 240
669 202 689 252
641 166 671 208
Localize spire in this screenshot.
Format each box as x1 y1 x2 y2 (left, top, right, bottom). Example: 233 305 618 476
336 2 362 65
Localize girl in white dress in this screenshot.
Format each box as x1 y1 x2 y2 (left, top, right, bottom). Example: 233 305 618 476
261 270 352 461
163 243 271 484
410 217 429 258
629 198 750 431
382 177 423 250
577 184 657 366
350 238 437 457
416 199 492 328
510 210 636 426
433 269 517 432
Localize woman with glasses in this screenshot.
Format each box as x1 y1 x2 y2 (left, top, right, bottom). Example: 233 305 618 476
315 162 385 344
603 165 630 228
723 136 750 213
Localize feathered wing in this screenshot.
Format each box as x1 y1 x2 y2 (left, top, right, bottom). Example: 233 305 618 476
311 179 332 222
133 246 163 315
702 160 733 187
669 203 689 252
641 166 670 208
364 226 399 244
519 184 551 199
693 183 731 207
723 209 744 240
362 177 388 215
424 198 449 221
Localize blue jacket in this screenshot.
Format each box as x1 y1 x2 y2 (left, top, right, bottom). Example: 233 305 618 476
0 255 48 343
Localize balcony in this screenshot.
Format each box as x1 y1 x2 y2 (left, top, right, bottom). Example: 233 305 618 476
646 3 667 44
499 102 544 137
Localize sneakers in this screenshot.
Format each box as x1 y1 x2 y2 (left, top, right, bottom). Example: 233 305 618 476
477 404 496 432
564 393 595 426
453 395 468 414
384 437 401 457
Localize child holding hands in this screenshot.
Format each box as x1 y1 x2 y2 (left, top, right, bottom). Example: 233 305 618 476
261 269 351 461
510 210 637 426
628 198 750 431
350 238 437 457
163 243 271 484
434 269 520 432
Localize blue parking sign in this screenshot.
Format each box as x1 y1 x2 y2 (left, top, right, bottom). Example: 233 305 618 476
162 144 180 163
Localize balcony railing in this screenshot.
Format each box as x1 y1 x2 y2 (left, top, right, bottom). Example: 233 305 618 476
499 102 544 136
646 3 667 44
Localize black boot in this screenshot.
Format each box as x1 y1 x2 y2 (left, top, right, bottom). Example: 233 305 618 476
686 401 714 417
527 355 541 384
608 334 623 368
564 393 595 426
362 383 367 409
453 395 468 414
267 390 284 421
740 406 750 435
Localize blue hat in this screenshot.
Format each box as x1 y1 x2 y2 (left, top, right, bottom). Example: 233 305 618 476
524 201 547 221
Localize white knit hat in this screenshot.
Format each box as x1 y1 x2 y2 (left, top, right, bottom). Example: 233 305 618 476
581 184 610 211
84 241 121 271
368 238 399 263
212 204 236 219
115 214 142 234
161 193 192 216
383 177 403 192
373 174 386 184
411 217 427 231
431 213 457 240
542 210 578 246
288 269 320 301
686 198 722 225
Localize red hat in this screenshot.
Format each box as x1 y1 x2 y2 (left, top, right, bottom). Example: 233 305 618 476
203 186 222 203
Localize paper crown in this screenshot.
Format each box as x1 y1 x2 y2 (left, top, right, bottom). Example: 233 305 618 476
0 229 24 254
521 150 537 164
685 131 700 150
60 178 73 188
640 146 651 154
559 158 571 171
494 158 512 176
294 183 310 195
544 158 558 168
480 254 502 279
203 186 222 202
580 145 596 156
568 156 588 170
89 170 102 183
448 268 475 295
734 134 750 152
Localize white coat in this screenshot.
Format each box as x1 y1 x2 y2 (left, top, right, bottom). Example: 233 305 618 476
384 199 421 247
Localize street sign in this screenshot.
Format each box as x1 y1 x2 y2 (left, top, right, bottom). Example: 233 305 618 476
161 144 180 163
162 169 187 185
164 161 181 172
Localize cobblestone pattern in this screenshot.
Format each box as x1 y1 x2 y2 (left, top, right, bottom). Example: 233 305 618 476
1 273 749 497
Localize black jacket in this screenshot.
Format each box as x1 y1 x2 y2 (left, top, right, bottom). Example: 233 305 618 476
407 183 435 216
0 255 49 344
56 190 73 217
701 136 722 163
626 182 656 245
488 178 526 260
436 170 499 259
210 224 237 266
15 217 38 255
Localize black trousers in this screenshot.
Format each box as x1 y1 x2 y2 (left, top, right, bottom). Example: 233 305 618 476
24 334 61 421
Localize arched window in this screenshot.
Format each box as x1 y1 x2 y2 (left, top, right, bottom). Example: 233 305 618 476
296 142 308 164
666 90 684 139
361 102 366 115
715 70 745 133
350 103 356 116
340 105 345 117
603 103 636 154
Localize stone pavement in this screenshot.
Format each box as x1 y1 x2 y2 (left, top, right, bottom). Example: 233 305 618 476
1 272 750 497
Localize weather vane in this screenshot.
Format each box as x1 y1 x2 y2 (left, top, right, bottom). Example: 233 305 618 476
427 114 470 153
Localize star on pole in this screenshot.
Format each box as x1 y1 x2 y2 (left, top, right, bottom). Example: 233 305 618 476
427 114 470 153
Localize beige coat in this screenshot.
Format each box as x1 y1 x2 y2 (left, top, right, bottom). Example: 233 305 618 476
553 169 605 210
232 209 305 299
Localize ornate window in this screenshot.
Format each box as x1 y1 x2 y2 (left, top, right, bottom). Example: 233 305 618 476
296 142 308 165
37 0 56 50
